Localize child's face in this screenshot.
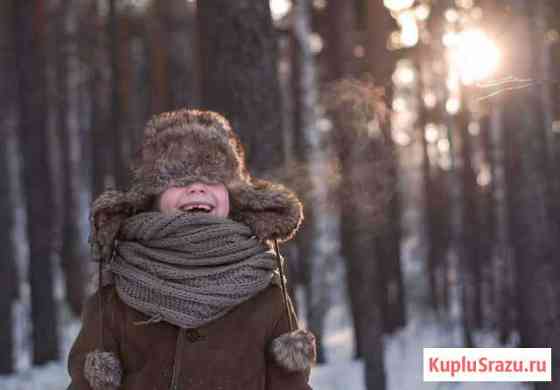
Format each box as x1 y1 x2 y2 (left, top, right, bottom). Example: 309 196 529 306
157 182 230 217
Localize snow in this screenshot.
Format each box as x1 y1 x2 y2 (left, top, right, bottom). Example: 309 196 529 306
307 297 528 390
0 321 80 390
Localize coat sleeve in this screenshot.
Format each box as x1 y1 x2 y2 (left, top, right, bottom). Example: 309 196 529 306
67 286 121 390
265 289 313 390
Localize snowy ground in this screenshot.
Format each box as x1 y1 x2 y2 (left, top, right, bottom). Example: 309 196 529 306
311 302 528 390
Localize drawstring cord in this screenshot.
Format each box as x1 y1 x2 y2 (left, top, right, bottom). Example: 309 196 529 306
273 239 296 332
133 313 164 326
97 239 119 351
97 260 104 350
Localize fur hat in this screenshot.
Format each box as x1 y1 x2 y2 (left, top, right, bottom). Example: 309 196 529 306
89 109 303 262
85 109 315 389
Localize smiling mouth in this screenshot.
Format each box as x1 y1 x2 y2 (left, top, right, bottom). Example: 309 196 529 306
179 203 215 214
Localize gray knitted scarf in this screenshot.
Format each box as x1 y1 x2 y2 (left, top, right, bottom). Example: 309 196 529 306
107 211 279 329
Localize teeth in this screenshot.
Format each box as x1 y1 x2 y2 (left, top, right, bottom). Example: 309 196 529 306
182 203 213 212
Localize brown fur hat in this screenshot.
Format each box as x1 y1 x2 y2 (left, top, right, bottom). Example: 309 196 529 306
89 109 303 262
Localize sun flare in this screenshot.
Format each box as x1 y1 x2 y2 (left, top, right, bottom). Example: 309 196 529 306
449 29 500 85
383 0 415 12
270 0 292 21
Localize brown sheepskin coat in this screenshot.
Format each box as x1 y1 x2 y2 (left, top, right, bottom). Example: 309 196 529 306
67 285 312 390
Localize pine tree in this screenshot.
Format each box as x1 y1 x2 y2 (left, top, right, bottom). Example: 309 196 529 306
12 0 60 364
197 0 284 176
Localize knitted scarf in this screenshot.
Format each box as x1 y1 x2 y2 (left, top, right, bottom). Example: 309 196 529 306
107 211 279 329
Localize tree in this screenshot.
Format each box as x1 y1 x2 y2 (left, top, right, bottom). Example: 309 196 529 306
500 1 560 387
108 0 128 188
455 86 482 346
322 1 388 385
0 0 19 373
415 50 452 314
89 0 115 198
290 0 337 365
365 0 406 333
165 0 199 109
326 78 388 390
146 0 171 114
54 0 88 317
12 0 60 364
197 0 284 177
146 0 198 112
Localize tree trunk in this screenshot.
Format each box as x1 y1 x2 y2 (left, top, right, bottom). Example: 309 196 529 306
323 6 388 387
0 124 18 374
197 0 284 177
478 108 497 330
366 0 406 333
328 86 388 389
0 1 18 373
89 0 114 198
54 0 88 317
108 0 128 189
290 0 339 365
147 1 171 114
323 0 364 357
456 87 484 339
488 103 515 344
13 0 60 365
150 0 199 110
501 2 560 387
416 53 452 314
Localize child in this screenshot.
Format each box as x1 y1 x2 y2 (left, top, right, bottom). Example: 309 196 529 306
67 109 316 390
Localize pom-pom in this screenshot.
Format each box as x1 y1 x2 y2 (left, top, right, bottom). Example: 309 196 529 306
84 350 122 390
269 329 316 371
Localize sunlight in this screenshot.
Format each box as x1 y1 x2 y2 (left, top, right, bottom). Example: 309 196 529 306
456 0 474 9
398 10 419 47
415 4 431 21
449 29 500 85
392 129 412 146
270 0 291 21
446 96 461 114
393 96 408 112
477 165 492 187
384 0 415 12
445 8 459 23
423 91 437 108
437 138 450 153
309 33 324 54
393 64 415 85
425 123 439 143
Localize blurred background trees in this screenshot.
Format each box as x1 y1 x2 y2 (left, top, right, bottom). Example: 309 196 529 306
2 0 560 389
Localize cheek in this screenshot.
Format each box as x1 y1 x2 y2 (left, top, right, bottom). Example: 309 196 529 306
213 187 230 217
159 189 181 212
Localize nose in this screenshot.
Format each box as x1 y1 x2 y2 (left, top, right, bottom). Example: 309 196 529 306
186 183 206 194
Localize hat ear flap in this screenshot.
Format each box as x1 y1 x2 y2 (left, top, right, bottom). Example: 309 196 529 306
89 190 135 261
228 179 303 243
